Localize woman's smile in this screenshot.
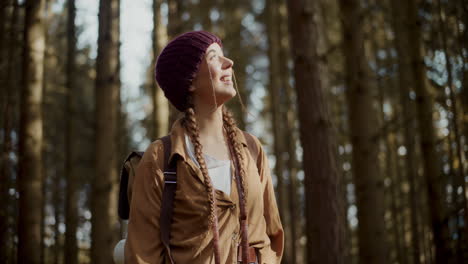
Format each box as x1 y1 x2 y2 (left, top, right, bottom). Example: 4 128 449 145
219 74 232 85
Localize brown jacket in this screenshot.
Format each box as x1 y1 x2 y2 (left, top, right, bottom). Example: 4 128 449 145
124 119 284 264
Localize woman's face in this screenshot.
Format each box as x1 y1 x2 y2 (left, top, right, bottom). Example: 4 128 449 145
191 43 236 107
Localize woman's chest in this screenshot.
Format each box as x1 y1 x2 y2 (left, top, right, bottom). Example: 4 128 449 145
169 154 264 240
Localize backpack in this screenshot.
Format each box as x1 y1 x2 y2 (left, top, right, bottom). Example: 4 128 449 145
116 132 260 263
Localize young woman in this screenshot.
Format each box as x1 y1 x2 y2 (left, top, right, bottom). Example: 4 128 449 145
124 31 283 264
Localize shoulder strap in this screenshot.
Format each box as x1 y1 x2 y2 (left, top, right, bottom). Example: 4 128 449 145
118 151 144 220
241 131 261 175
159 135 177 264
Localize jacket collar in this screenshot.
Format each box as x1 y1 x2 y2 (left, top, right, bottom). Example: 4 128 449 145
168 118 248 165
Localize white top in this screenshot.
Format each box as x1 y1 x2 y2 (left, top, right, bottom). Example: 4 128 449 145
185 134 232 195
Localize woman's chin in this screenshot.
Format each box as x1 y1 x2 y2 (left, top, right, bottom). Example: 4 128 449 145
211 90 235 106
221 87 237 100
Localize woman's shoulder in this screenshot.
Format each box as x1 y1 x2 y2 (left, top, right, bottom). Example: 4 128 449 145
235 128 262 146
139 139 166 170
235 128 266 162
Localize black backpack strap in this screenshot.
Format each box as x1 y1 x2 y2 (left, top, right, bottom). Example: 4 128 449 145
118 151 144 220
159 135 177 264
242 131 261 175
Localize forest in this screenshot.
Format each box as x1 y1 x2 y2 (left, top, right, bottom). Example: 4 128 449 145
0 0 467 263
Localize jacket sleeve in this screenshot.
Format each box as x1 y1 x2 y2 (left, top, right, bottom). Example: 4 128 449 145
125 142 165 264
257 140 284 263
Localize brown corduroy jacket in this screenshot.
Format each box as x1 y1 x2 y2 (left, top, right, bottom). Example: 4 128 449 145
124 119 284 264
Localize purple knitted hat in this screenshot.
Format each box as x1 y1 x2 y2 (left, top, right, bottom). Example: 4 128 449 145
155 31 223 112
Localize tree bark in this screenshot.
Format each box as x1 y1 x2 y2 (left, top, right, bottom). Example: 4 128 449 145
372 27 405 263
0 0 11 85
166 0 186 126
389 0 423 262
337 0 389 262
369 14 408 263
17 0 46 263
285 108 300 264
0 1 17 262
52 171 62 264
91 0 121 263
221 0 248 130
454 2 468 261
284 79 300 264
457 0 468 180
286 0 345 263
265 0 289 262
152 0 169 138
278 3 300 262
406 0 453 262
387 133 404 264
199 0 213 31
40 3 54 262
167 0 190 37
435 1 468 260
64 0 79 263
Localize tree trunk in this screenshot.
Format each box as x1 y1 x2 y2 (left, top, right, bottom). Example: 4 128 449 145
278 2 300 262
446 128 460 261
17 0 46 263
454 2 468 260
40 3 53 263
435 1 468 260
0 87 13 263
5 3 20 263
52 172 62 264
166 0 187 126
457 0 468 180
406 0 453 262
199 0 213 31
421 206 433 263
40 158 46 264
372 30 404 263
387 134 404 264
284 83 300 264
369 15 408 263
285 111 300 264
265 0 289 262
91 0 121 263
221 0 248 130
152 0 169 138
0 1 17 262
286 0 345 263
64 0 79 263
337 0 389 262
0 0 11 88
167 0 191 36
389 0 422 262
334 96 353 262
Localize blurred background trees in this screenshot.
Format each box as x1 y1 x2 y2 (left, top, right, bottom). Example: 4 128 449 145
0 0 467 263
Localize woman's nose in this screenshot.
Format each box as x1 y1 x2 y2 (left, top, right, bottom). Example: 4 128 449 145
222 56 234 69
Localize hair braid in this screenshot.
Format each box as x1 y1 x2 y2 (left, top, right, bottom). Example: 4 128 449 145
223 106 251 263
183 107 221 263
222 106 248 204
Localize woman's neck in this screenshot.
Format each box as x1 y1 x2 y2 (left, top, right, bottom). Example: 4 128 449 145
189 102 231 161
193 104 225 142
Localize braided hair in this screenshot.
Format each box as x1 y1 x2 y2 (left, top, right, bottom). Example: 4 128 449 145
182 103 248 263
222 106 248 204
